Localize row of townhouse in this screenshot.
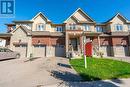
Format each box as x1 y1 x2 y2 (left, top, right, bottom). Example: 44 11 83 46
1 8 130 58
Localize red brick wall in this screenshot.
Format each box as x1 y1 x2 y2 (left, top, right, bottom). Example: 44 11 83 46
50 37 65 45
32 36 50 45
92 36 129 46
32 36 65 46
111 36 128 46
100 37 110 46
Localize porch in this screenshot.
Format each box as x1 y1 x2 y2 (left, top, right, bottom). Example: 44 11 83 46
65 31 101 57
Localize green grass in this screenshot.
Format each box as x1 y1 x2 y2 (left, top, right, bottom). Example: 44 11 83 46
70 57 130 81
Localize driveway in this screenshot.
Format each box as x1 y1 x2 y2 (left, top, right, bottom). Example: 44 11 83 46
0 57 81 87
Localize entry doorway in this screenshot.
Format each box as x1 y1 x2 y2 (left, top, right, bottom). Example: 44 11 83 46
69 38 79 51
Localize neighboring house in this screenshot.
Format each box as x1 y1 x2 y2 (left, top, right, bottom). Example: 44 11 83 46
0 8 130 58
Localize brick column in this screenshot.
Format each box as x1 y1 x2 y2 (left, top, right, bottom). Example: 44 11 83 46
66 32 69 57
27 36 32 57
80 35 83 54
98 36 100 48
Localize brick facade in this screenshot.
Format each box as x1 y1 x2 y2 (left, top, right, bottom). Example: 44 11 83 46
111 36 128 46
32 36 65 46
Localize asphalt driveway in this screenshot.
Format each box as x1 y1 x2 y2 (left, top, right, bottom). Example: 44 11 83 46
0 57 81 87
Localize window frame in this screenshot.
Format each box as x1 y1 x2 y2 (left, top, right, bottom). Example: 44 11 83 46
56 26 63 32
128 25 130 30
83 24 90 31
69 23 76 30
96 26 103 32
37 23 45 31
115 24 123 31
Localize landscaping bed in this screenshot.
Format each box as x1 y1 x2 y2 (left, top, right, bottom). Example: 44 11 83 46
70 57 130 81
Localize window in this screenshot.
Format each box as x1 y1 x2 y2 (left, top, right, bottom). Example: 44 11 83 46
56 26 63 32
69 23 76 30
37 24 44 31
96 26 103 32
115 24 123 31
128 25 130 30
83 24 90 31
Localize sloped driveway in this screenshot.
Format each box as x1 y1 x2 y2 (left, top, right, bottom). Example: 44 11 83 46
0 57 81 87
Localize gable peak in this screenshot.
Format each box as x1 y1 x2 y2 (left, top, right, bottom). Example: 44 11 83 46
64 8 95 23
31 12 51 22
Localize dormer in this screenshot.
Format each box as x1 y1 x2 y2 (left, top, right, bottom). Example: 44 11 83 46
106 13 129 32
31 12 52 31
64 8 95 31
13 20 33 30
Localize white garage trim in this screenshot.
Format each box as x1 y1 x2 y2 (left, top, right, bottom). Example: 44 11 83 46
14 44 27 58
100 46 111 57
33 44 46 57
113 45 129 57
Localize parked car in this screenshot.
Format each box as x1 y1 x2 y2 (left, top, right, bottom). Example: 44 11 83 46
0 48 20 60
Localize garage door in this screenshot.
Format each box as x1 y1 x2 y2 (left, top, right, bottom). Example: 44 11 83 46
33 45 46 57
114 46 128 57
53 45 65 57
14 44 27 58
100 46 111 56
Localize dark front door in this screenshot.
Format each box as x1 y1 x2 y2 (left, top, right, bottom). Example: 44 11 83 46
70 38 78 51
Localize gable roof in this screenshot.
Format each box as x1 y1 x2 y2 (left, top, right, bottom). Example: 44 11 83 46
11 25 31 35
13 20 33 23
64 8 95 23
31 12 51 22
31 31 64 37
106 13 129 23
11 25 64 37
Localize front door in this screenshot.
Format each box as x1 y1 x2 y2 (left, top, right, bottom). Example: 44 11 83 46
70 38 79 51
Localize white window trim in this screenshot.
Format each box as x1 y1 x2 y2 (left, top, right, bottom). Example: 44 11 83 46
56 26 63 32
128 25 130 30
83 24 90 31
115 24 123 31
37 23 45 31
96 26 103 32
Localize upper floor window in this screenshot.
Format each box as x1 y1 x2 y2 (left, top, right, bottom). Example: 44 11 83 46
56 26 63 32
128 25 130 30
83 24 90 31
96 26 103 32
37 24 44 31
115 24 123 31
69 23 76 30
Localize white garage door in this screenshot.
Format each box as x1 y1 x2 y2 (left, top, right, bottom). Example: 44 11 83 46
114 46 128 57
33 45 46 57
54 45 65 57
15 44 27 58
100 46 110 57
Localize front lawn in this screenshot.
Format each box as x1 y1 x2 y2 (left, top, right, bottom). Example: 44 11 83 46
70 57 130 81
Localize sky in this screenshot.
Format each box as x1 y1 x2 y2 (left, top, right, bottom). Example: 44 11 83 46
0 0 130 32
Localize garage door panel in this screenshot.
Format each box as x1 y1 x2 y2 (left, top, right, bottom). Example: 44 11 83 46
100 46 110 56
33 45 46 57
14 45 27 58
55 45 65 57
114 46 128 56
